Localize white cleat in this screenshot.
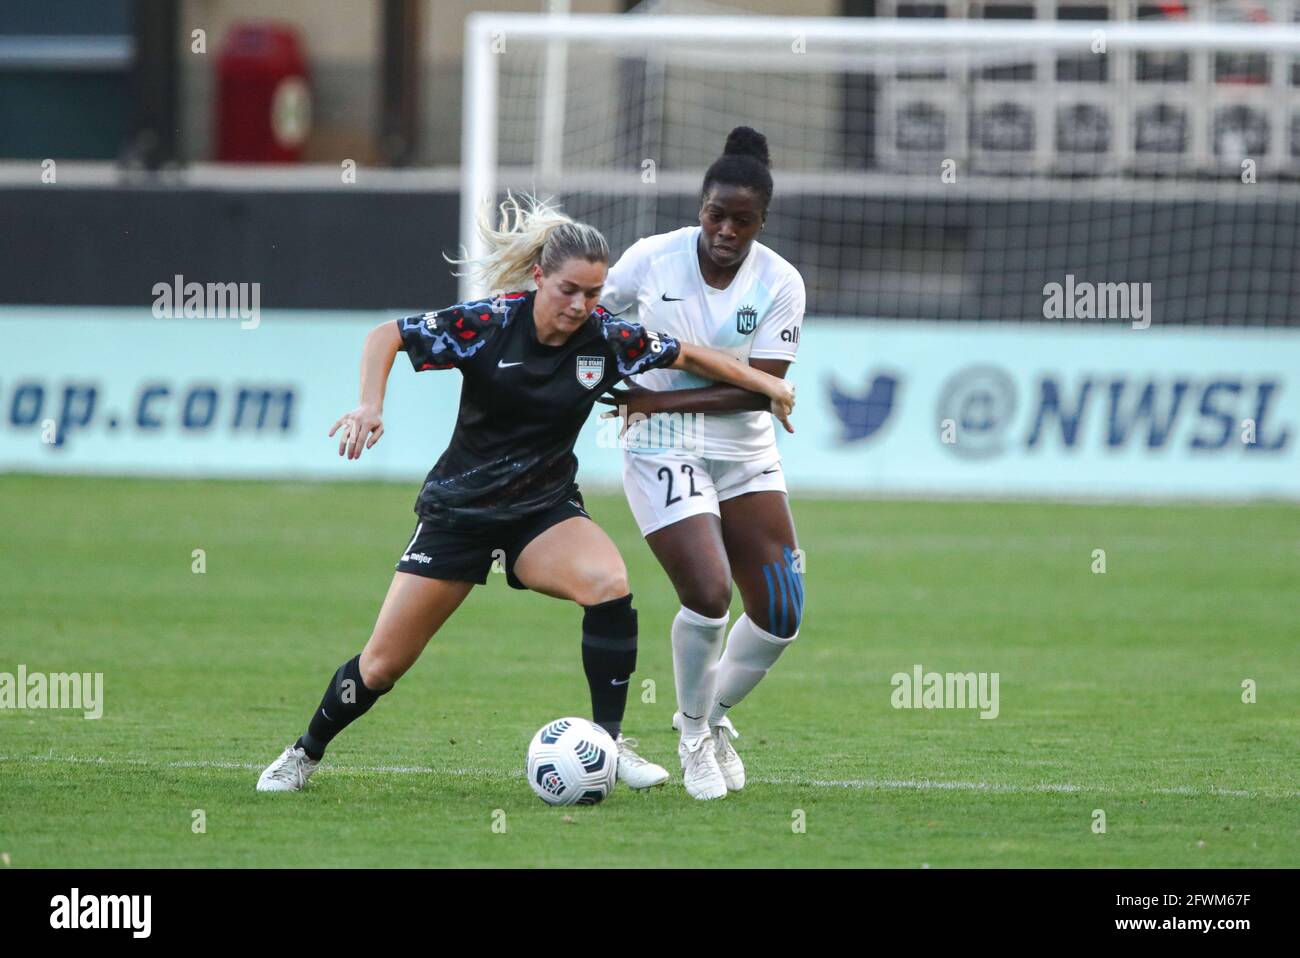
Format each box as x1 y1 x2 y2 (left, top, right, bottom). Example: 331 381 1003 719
615 735 669 789
256 744 320 792
678 733 727 800
672 711 745 792
711 716 745 792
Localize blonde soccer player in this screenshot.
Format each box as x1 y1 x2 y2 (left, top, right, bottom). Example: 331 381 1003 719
256 193 794 794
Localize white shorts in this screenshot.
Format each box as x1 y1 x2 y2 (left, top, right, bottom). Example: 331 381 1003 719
622 449 788 537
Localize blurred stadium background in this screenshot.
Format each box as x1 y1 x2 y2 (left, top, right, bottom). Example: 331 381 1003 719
2 0 1297 497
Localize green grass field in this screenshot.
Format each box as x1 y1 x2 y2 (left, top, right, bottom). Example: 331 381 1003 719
1 474 1296 868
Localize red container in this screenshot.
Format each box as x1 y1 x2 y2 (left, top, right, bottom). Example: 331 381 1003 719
215 22 311 162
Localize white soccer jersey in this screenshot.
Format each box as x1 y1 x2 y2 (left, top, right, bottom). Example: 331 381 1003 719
600 226 805 460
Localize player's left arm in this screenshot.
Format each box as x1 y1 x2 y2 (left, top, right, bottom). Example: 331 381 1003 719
599 272 803 423
667 344 795 432
600 359 788 417
598 313 795 431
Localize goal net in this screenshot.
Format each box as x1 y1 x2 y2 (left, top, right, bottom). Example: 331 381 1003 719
461 0 1300 326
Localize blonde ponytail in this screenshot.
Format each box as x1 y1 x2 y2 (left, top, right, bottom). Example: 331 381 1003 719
445 191 609 293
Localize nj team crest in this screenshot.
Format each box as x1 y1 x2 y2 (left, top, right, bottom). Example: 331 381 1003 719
577 356 605 389
736 304 758 335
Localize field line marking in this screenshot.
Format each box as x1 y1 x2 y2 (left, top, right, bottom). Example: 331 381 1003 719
1 753 1293 798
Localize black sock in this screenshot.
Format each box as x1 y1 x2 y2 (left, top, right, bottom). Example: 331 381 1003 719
581 594 638 740
296 654 391 760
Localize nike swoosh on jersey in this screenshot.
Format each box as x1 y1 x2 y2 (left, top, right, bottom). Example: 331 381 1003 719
610 678 630 686
660 293 684 302
497 360 524 368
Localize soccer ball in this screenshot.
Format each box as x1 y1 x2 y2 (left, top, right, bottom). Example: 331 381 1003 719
525 717 618 806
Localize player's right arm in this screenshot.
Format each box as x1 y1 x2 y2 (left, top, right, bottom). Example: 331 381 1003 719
330 319 402 460
331 304 499 461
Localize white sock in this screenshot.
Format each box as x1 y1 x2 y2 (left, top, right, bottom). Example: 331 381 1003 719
671 605 729 738
710 613 797 725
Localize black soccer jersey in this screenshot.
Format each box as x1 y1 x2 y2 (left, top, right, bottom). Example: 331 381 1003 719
395 290 681 529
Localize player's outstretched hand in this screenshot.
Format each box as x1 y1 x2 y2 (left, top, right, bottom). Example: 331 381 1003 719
767 379 796 434
596 384 655 425
597 384 652 413
329 402 384 460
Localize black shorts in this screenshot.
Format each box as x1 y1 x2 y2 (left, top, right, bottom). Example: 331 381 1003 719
394 492 590 589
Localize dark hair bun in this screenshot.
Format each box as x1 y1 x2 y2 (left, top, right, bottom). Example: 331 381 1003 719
723 126 770 168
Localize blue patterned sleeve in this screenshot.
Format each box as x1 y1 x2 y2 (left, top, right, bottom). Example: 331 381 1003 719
396 300 503 371
596 307 681 379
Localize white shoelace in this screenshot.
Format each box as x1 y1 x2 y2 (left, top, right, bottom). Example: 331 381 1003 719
266 748 308 785
712 727 738 762
617 739 649 767
682 735 716 774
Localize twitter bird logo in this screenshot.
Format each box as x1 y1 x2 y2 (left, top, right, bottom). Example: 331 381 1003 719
828 374 899 442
